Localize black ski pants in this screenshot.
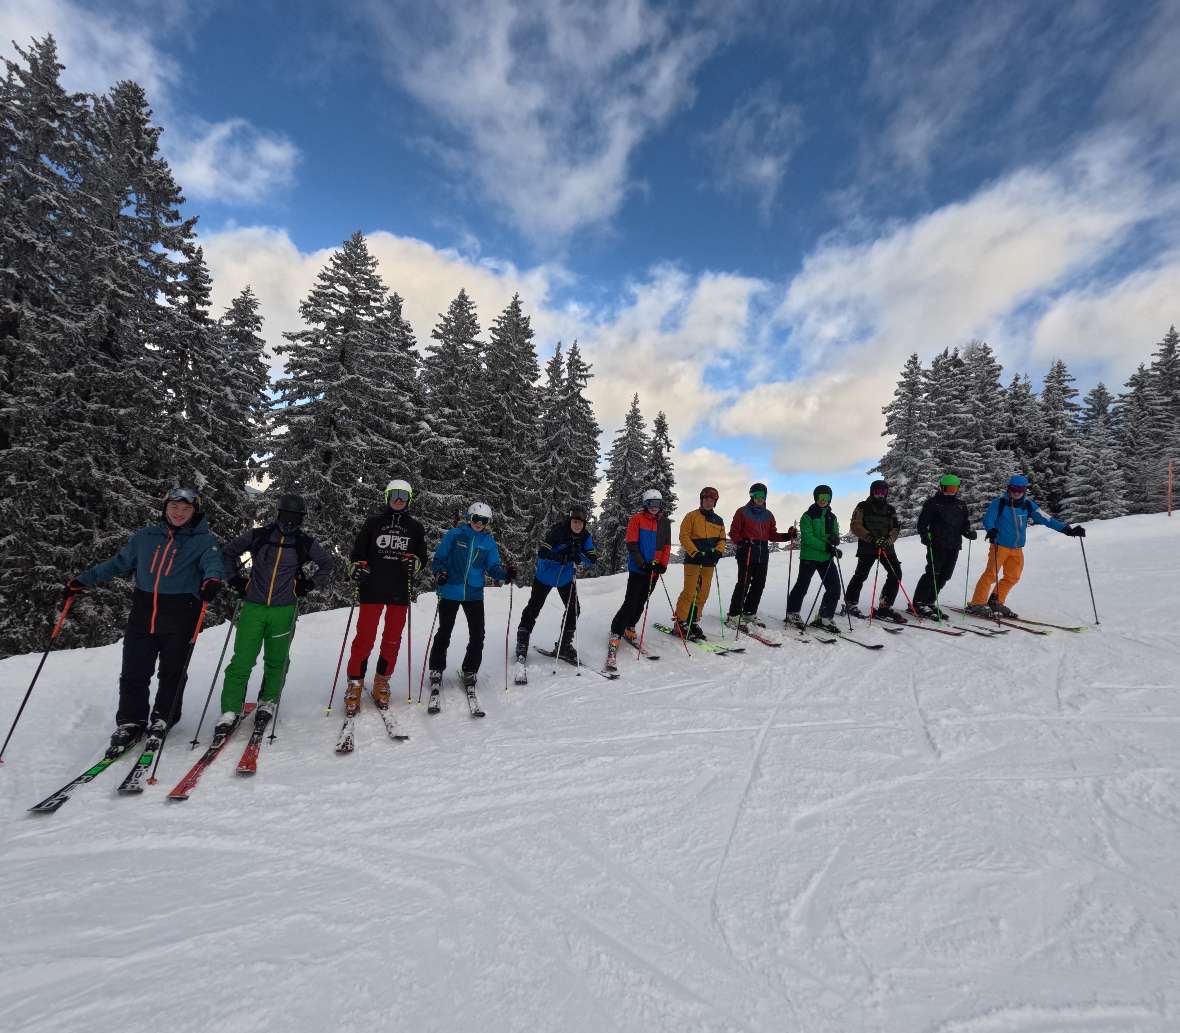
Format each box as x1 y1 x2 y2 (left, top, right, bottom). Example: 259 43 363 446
786 559 841 619
117 624 192 728
845 547 902 608
914 545 960 606
611 571 657 636
729 550 769 617
429 599 486 674
518 580 578 641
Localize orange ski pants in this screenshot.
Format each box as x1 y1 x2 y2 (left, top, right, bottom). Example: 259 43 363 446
971 545 1025 605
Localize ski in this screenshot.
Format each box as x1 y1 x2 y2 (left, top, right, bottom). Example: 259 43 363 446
118 727 167 794
335 715 356 754
869 617 964 637
653 623 745 654
513 659 528 685
29 738 141 814
464 686 485 718
948 606 1051 635
783 618 838 644
831 630 885 650
167 703 256 800
374 704 409 741
993 614 1085 632
726 623 783 647
236 709 274 775
622 635 660 660
427 687 441 714
534 646 620 680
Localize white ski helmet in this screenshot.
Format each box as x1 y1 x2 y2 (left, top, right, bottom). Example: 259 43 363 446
642 489 663 508
384 478 413 504
468 501 493 523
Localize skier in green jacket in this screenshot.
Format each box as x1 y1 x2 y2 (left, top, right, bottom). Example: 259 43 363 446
785 485 843 633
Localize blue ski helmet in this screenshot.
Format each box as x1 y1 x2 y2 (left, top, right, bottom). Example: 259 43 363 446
1008 474 1030 489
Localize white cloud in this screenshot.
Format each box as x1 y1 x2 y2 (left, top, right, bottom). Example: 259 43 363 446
360 0 726 240
0 0 298 206
170 119 299 203
705 81 804 217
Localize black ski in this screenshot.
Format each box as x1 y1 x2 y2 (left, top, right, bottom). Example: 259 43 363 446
535 646 620 680
335 714 356 753
29 738 141 813
118 727 167 793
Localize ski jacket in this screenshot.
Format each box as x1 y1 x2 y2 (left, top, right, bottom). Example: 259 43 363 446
625 510 672 573
916 493 973 552
77 514 223 634
223 524 336 608
679 508 727 567
433 523 508 602
535 520 596 588
981 494 1067 549
797 505 840 563
729 502 789 564
350 508 429 605
849 498 900 556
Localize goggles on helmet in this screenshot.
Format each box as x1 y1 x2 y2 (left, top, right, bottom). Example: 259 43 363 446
469 514 490 526
1008 485 1027 497
165 486 199 505
750 491 767 501
816 493 831 504
386 489 411 504
941 484 959 495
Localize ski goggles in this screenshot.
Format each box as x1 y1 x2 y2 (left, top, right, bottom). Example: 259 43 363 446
815 493 831 504
386 489 411 504
165 486 199 505
749 491 767 501
941 484 959 494
1008 486 1027 497
468 514 490 526
643 500 664 512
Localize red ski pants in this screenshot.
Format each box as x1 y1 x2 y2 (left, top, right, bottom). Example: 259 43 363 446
347 603 408 678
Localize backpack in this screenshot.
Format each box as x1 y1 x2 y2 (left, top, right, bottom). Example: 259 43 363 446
246 526 313 569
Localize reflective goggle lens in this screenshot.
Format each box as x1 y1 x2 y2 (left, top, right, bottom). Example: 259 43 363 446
942 484 959 494
469 514 490 525
1009 486 1026 496
750 492 767 501
387 489 411 503
166 487 199 504
817 494 831 504
644 500 662 509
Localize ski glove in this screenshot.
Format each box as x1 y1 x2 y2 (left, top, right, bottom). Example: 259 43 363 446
349 560 370 580
964 529 978 541
294 574 315 597
504 563 518 581
784 527 798 541
651 562 667 576
827 534 841 548
434 571 449 587
229 574 249 597
874 536 889 549
1064 525 1086 538
199 578 223 603
831 547 843 559
985 528 998 543
62 578 86 601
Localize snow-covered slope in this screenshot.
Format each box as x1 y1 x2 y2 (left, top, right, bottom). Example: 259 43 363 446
2 514 1178 1033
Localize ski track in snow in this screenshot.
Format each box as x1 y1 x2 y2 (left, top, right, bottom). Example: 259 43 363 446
2 514 1179 1032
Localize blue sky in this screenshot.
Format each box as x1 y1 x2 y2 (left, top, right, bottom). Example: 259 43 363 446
5 0 1178 520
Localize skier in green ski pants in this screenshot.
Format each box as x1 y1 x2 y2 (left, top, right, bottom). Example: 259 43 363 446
218 495 335 733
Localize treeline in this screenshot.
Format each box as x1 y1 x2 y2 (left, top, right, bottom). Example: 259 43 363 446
874 329 1180 528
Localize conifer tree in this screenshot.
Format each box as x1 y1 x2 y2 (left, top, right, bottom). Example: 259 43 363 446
957 341 1016 516
1001 373 1048 486
596 394 650 574
1062 384 1128 522
562 341 602 507
1143 325 1180 510
871 353 932 529
1036 359 1080 513
645 411 678 518
218 285 272 519
1116 364 1158 513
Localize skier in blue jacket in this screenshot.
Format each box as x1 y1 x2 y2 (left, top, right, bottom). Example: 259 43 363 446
428 502 515 690
64 486 224 753
966 474 1085 618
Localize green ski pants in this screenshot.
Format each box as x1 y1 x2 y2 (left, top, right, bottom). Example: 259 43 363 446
220 600 296 713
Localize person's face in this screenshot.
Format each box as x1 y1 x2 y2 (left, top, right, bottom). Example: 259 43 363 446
749 492 766 507
165 500 194 526
570 517 585 533
700 496 716 512
816 494 831 508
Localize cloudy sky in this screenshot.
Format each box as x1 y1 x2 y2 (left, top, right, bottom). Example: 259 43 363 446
4 0 1178 521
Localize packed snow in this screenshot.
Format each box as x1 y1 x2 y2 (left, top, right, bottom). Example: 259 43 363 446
2 514 1178 1033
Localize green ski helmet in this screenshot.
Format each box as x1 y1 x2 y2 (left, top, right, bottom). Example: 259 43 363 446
939 474 961 494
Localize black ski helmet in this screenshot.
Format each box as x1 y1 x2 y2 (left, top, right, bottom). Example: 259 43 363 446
569 501 590 521
813 484 833 501
749 482 768 496
869 479 889 497
276 494 307 532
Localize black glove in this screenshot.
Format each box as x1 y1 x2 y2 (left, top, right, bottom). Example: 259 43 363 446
199 578 223 603
229 574 248 597
504 563 518 581
965 530 978 541
832 547 843 559
350 560 369 580
785 527 798 541
1065 525 1086 538
652 562 667 576
434 571 449 587
874 537 889 549
827 533 840 548
985 528 998 543
294 574 315 597
62 577 86 601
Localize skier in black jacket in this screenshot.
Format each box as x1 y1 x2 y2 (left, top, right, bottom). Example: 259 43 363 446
913 474 977 617
843 480 904 620
345 479 429 713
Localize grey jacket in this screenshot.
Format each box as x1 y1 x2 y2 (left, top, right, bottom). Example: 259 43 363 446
222 524 336 607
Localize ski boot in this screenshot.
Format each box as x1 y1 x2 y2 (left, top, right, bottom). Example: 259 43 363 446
557 634 578 665
724 613 748 632
213 711 238 737
372 673 391 709
605 635 620 671
965 602 993 617
671 618 691 640
146 717 168 742
743 613 766 628
254 700 276 729
840 603 866 619
107 722 144 757
515 626 531 664
688 622 707 642
784 611 804 630
913 602 938 620
460 670 477 690
874 605 908 624
992 602 1018 618
810 615 840 634
427 670 443 713
344 677 363 716
622 626 638 644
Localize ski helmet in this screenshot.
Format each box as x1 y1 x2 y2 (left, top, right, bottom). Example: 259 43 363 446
813 484 833 502
869 479 889 498
468 501 493 524
641 489 664 510
276 494 307 533
749 482 768 498
699 486 719 502
164 485 200 507
1008 474 1030 490
569 501 590 521
384 478 413 506
939 473 961 494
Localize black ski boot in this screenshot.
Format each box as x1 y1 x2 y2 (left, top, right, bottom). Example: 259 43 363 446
784 611 804 629
841 603 866 619
875 605 908 624
557 633 578 665
107 722 144 757
460 670 477 690
810 615 840 634
966 602 993 616
515 626 530 663
688 622 707 641
992 602 1018 618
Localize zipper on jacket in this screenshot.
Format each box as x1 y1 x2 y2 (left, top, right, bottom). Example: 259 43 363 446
461 529 477 601
149 529 174 634
266 534 285 606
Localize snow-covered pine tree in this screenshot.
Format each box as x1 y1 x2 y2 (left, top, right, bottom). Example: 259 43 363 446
1000 373 1048 487
1061 383 1128 522
563 341 602 508
482 293 544 576
871 353 933 530
1036 359 1080 513
268 232 406 607
1143 325 1180 510
596 394 650 574
645 411 678 520
419 288 484 537
957 341 1016 517
1116 364 1158 514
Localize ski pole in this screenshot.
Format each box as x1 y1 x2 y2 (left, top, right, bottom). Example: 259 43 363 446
325 588 358 714
802 559 835 627
659 574 693 656
636 571 657 652
1079 537 1099 625
924 537 945 625
0 595 75 764
147 602 209 784
417 594 441 704
877 548 917 618
267 604 300 744
406 560 415 703
551 562 573 676
505 579 515 688
867 553 882 624
963 537 973 609
189 597 241 748
732 543 753 643
834 557 853 631
713 559 727 638
784 531 796 623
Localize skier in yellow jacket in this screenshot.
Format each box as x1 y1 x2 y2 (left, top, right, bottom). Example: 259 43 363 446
673 487 727 640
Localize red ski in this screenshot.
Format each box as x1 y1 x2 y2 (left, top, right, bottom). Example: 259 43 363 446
168 703 255 800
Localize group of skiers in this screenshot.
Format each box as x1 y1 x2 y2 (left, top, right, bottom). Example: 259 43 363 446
63 469 1087 755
